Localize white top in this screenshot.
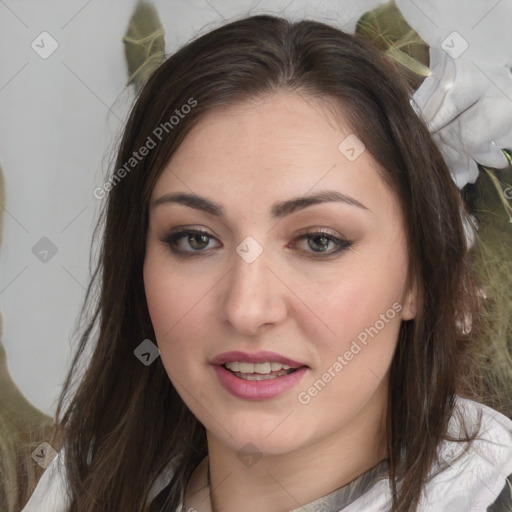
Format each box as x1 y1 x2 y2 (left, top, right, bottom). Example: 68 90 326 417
21 397 512 512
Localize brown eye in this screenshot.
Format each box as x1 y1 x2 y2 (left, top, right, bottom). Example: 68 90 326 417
161 229 220 256
291 230 353 257
187 232 211 250
161 228 352 259
307 233 331 252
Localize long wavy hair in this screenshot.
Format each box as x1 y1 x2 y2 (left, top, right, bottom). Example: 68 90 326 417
36 14 501 512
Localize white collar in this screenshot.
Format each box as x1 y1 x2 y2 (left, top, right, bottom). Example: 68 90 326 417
20 397 512 512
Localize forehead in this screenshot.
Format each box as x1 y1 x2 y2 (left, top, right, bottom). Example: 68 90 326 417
151 91 400 220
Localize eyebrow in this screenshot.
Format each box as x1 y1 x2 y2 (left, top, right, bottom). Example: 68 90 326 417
152 190 370 218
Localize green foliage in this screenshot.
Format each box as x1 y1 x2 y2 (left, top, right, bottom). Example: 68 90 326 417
465 153 512 418
123 1 166 91
355 0 430 90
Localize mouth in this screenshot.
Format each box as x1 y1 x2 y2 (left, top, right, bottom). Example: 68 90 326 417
211 351 308 399
222 361 299 381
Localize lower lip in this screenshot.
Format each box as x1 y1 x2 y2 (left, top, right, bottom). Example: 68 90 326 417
213 365 308 400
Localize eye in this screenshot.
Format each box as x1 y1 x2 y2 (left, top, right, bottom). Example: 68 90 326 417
290 229 353 257
160 227 353 258
161 228 220 257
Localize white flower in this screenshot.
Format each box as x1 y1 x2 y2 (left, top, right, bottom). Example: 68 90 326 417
411 47 512 189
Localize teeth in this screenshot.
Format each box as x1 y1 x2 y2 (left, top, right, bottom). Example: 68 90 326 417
272 362 290 371
236 372 285 381
225 361 293 374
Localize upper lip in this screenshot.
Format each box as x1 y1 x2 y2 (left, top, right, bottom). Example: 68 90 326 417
211 351 307 368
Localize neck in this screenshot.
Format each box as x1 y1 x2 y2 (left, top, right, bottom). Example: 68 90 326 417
204 384 388 512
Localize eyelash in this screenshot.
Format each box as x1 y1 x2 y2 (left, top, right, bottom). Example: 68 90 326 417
160 228 353 259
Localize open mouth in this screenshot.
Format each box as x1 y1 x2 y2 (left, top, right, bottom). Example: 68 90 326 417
223 365 298 381
213 358 308 399
222 361 299 381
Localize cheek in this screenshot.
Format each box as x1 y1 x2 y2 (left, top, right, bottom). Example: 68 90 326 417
289 244 407 402
300 280 403 392
144 243 207 335
293 274 403 424
143 251 220 379
143 252 242 445
295 252 407 350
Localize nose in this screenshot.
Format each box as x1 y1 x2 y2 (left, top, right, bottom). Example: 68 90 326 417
218 244 288 336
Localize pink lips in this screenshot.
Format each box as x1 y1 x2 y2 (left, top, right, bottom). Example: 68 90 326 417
211 351 308 400
210 350 306 368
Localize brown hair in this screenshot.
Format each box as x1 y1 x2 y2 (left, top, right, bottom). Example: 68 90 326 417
40 14 492 512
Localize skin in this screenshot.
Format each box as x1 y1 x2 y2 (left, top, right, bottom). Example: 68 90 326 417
143 91 417 512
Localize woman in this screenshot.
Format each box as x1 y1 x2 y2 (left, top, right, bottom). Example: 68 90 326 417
21 14 512 512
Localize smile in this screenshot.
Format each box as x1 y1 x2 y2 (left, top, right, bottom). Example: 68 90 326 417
224 361 295 377
214 364 307 400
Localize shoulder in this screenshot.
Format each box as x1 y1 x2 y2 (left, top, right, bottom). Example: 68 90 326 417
21 448 70 512
345 397 512 512
21 446 182 512
425 396 512 511
442 396 512 473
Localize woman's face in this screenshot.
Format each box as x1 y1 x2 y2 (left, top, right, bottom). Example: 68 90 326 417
143 91 416 456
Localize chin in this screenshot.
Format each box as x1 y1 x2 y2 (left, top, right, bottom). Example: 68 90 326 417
206 413 320 456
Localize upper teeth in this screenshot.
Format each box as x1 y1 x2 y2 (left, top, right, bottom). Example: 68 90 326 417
224 361 292 374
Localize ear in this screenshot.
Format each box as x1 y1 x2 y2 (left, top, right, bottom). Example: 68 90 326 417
401 273 418 321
